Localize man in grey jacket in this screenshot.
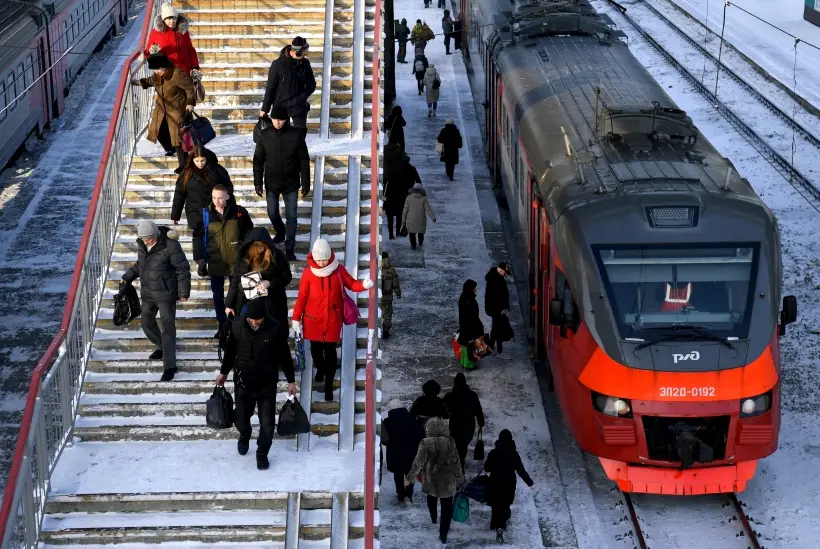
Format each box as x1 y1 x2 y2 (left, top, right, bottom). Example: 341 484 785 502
122 220 191 381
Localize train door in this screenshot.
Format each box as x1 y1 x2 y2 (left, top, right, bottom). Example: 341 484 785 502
541 213 552 356
38 37 55 122
484 56 498 178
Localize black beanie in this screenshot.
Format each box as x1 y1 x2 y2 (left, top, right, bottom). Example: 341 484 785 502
246 298 267 320
271 105 289 121
147 52 171 70
291 36 308 52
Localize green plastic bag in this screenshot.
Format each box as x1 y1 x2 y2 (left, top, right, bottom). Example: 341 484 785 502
453 492 470 523
460 346 476 370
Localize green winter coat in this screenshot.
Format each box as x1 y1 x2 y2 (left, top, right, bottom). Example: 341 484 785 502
204 202 254 277
381 257 401 298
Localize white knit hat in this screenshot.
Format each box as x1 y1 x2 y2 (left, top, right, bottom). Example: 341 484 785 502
161 5 178 19
312 238 332 261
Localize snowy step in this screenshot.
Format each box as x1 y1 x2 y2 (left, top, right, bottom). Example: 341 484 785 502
198 50 357 66
129 155 360 172
198 89 368 105
190 104 365 122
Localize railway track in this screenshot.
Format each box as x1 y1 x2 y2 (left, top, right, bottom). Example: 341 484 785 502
596 0 820 213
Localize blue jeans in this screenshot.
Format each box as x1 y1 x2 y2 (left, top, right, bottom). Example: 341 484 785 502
266 189 299 253
211 276 227 325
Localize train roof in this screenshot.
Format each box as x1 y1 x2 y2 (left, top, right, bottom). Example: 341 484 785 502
483 0 767 224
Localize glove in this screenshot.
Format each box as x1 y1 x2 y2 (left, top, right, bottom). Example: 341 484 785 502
255 185 264 198
301 182 311 196
130 78 141 86
291 320 302 337
186 105 194 112
190 68 202 82
197 260 208 278
362 278 374 290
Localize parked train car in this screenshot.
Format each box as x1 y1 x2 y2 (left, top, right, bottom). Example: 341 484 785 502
0 0 129 172
463 0 797 494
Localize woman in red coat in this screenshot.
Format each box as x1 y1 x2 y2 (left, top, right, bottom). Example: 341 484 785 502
292 239 373 401
145 5 200 80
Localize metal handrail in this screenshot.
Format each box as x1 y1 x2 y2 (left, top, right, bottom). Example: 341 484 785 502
0 2 159 546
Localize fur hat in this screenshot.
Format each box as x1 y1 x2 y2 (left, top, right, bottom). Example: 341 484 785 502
271 105 289 121
161 4 178 20
312 238 332 261
291 36 309 52
413 182 423 189
138 220 158 238
147 45 171 70
246 298 267 320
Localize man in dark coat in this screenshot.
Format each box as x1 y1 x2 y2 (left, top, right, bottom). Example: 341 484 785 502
217 298 297 471
442 10 454 54
382 407 425 502
259 36 316 130
409 379 450 425
383 151 417 239
395 18 410 63
443 373 485 469
485 261 512 360
122 220 191 381
437 120 463 180
484 429 534 543
253 105 311 261
203 185 253 326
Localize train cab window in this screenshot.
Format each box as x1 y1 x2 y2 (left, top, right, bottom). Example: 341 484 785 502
594 244 759 339
0 83 7 122
6 74 16 110
554 269 581 333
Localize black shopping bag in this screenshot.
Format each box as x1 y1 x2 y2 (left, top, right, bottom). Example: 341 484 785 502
474 428 484 461
206 386 235 429
492 315 514 343
113 281 141 326
277 396 311 436
463 473 490 504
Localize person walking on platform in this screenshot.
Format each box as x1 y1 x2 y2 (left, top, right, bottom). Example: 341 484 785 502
423 64 441 117
412 52 429 95
385 105 406 150
396 18 411 63
405 417 464 546
457 279 485 369
485 261 513 360
453 17 463 51
292 238 374 401
380 252 401 339
122 220 190 381
443 372 485 470
442 10 455 55
260 36 316 131
401 183 436 250
437 120 463 180
383 406 425 502
253 105 311 262
216 298 298 471
145 5 200 81
383 151 416 240
410 379 450 425
484 429 535 543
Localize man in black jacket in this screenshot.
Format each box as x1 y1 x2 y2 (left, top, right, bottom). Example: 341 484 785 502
253 105 311 261
443 373 485 469
122 220 191 381
485 262 512 360
259 36 316 130
217 298 297 470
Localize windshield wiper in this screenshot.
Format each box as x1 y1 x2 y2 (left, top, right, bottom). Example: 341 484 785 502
634 325 736 351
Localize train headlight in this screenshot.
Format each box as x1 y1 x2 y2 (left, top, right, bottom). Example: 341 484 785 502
740 391 772 418
592 391 633 418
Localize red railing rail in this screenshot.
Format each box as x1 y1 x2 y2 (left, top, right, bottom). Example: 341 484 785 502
0 2 159 546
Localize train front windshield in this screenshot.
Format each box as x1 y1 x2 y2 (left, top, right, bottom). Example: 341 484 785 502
594 244 759 339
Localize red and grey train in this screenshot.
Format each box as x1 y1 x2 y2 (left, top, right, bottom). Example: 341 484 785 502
460 0 797 494
0 0 129 171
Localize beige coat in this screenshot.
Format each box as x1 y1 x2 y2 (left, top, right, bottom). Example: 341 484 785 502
405 418 464 498
401 187 436 234
140 65 196 148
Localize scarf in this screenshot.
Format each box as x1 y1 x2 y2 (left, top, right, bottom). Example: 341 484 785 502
310 257 339 278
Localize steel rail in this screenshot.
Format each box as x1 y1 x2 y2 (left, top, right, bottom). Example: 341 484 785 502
621 492 649 549
729 494 763 549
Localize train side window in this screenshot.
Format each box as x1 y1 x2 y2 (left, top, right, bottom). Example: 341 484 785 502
63 21 68 47
16 64 25 98
67 17 74 45
7 74 16 110
553 269 581 334
26 55 34 86
0 83 6 122
82 4 87 27
74 9 80 37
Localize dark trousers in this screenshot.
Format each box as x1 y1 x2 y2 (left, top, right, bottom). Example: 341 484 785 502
266 189 299 253
445 162 456 179
490 503 512 530
397 41 407 62
444 34 451 53
393 471 414 501
437 0 444 7
409 232 424 249
141 300 177 371
417 78 424 94
234 383 277 456
427 495 454 541
310 341 338 396
157 117 187 170
489 316 504 353
211 276 227 324
387 213 399 237
186 211 204 261
453 435 470 470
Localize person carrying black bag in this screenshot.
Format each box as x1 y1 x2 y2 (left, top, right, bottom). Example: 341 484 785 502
485 262 513 360
443 373 485 470
216 298 297 470
259 36 316 131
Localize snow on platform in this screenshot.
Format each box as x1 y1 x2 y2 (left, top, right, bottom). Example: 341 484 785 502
49 441 365 495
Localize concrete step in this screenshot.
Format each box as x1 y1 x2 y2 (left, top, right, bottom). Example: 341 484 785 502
192 35 368 50
86 353 371 373
199 64 371 79
201 76 365 92
122 184 365 203
190 104 365 122
198 49 357 65
178 0 376 10
199 88 369 106
130 154 359 171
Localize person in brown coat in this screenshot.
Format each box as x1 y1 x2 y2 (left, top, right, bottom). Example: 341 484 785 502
133 47 196 173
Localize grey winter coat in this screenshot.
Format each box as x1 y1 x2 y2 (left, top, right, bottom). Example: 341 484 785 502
406 418 464 498
401 187 436 234
423 67 441 103
122 227 191 303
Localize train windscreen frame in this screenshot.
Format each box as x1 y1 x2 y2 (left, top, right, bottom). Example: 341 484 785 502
593 243 760 340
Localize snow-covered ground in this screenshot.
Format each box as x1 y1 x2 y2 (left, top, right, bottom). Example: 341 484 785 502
664 0 820 111
0 6 144 499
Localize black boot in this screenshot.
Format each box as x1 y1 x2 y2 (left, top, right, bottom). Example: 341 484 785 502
149 349 163 360
237 437 250 455
324 374 334 402
286 249 297 262
314 369 325 383
383 328 390 339
160 367 177 381
256 454 270 470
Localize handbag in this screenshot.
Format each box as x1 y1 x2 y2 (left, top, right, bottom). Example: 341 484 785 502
492 314 514 343
474 428 484 460
453 491 470 523
253 114 272 143
241 271 265 300
336 269 360 325
180 111 215 152
463 473 490 504
399 225 408 237
434 142 444 154
472 336 491 358
295 336 306 372
205 386 235 429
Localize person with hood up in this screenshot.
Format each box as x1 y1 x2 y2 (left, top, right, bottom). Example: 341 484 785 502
484 429 534 543
384 153 418 240
437 120 463 180
412 51 429 95
216 298 297 471
396 18 411 63
292 238 374 401
385 105 406 150
457 279 485 369
259 36 317 130
144 4 200 81
485 262 513 360
404 417 464 546
122 220 191 381
253 105 311 261
380 252 401 339
132 48 196 173
442 10 455 54
423 64 441 118
409 379 450 425
443 373 485 469
203 185 253 327
382 406 425 502
171 146 235 274
401 183 436 250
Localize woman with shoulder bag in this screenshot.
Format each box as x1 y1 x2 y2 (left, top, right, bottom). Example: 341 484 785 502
457 279 486 369
385 105 406 149
423 64 441 118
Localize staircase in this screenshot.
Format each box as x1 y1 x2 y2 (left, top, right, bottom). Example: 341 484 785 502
34 0 381 546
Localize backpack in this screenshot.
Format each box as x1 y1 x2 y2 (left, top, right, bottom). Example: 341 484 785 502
414 59 425 73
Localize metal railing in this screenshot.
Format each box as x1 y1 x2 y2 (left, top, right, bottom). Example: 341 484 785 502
0 2 159 546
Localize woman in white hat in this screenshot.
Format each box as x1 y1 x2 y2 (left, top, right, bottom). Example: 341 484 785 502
144 3 201 82
291 239 374 401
